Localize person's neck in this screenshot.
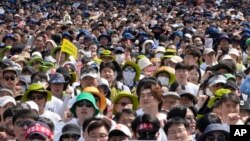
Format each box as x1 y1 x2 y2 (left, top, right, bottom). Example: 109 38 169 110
39 108 45 115
144 107 158 117
78 117 85 126
54 93 63 100
178 80 188 86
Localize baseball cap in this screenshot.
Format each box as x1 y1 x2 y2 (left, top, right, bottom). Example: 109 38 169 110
25 121 53 140
49 73 66 84
162 91 180 98
80 65 98 80
203 48 215 55
208 75 227 87
109 124 132 138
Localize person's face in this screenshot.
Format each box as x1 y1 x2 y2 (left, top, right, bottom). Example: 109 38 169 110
29 92 47 112
75 100 95 120
205 131 227 141
13 118 35 141
61 134 80 141
2 71 18 89
139 89 160 111
101 68 115 84
185 55 198 66
219 39 229 51
50 83 64 95
188 69 199 84
88 126 108 141
80 76 98 88
166 124 190 141
34 36 45 49
175 69 189 83
109 136 130 141
27 133 50 141
89 44 97 54
193 37 203 46
204 52 215 63
185 108 196 134
5 38 14 46
180 96 193 106
117 113 135 129
56 51 66 63
221 100 240 115
114 97 133 113
100 38 109 46
162 96 179 112
240 109 250 122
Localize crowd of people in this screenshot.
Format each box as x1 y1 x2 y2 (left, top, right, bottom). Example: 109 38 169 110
1 0 250 140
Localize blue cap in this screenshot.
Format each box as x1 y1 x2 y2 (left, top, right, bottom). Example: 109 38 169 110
198 124 229 141
122 32 135 40
114 47 125 54
2 34 15 43
49 73 66 84
98 34 111 42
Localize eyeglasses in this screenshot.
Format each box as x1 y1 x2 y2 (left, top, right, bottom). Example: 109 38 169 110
29 94 45 100
61 134 80 140
15 120 34 127
4 76 16 81
76 101 93 108
206 134 227 141
124 67 135 72
117 102 132 106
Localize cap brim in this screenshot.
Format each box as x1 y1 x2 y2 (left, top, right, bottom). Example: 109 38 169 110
80 73 98 80
27 132 47 140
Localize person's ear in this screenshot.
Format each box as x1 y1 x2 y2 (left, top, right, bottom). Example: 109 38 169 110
155 131 160 140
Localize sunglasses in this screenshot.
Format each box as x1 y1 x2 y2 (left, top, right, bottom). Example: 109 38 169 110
206 134 227 141
4 76 16 81
77 101 93 108
15 120 34 127
117 102 131 106
29 94 45 100
61 134 80 140
124 67 135 72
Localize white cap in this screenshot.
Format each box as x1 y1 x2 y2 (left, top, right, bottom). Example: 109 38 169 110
162 91 180 98
31 51 42 58
203 48 215 55
80 72 98 80
138 58 152 70
155 46 165 53
221 54 233 61
25 101 39 113
109 124 132 138
0 96 16 107
208 75 227 87
169 56 183 63
228 48 239 57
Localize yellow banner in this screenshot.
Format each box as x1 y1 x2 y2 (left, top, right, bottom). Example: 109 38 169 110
61 39 78 59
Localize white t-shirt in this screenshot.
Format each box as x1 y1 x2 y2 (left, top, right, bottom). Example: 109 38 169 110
45 96 63 115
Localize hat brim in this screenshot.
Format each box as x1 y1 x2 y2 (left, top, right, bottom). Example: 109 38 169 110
112 93 139 114
180 93 198 104
154 69 176 85
210 64 235 74
22 89 52 102
90 92 107 112
123 61 141 81
198 130 229 141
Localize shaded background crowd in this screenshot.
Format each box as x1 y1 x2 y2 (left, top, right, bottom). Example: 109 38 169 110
1 0 250 141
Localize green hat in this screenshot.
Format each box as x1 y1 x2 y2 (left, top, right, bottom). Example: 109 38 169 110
165 49 176 55
154 66 176 85
224 73 235 80
29 56 44 66
38 62 55 72
112 91 139 114
0 46 12 59
70 92 99 117
123 61 141 81
136 54 146 61
100 50 113 59
207 88 231 108
245 38 250 46
161 55 173 60
22 83 52 102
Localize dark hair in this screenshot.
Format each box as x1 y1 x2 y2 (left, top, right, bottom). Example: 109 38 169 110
31 72 48 83
99 61 122 80
220 93 240 104
38 117 55 133
136 77 163 110
175 63 190 70
163 117 189 135
244 117 250 125
3 108 13 122
10 44 24 55
86 118 111 134
131 114 160 140
188 65 202 83
82 117 101 132
12 109 39 124
167 105 197 120
196 113 222 133
114 109 137 122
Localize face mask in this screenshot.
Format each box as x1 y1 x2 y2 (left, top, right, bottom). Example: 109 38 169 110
112 37 119 43
155 53 164 59
123 71 136 84
84 51 92 58
115 54 125 64
157 76 169 86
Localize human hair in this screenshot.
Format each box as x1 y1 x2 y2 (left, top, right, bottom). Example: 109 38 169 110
136 77 163 110
220 93 240 105
175 62 190 70
196 113 222 133
31 72 49 83
114 109 137 122
163 117 189 135
3 108 13 122
167 105 197 120
12 109 39 124
100 61 122 80
38 117 55 133
244 117 250 125
86 118 111 135
82 117 101 132
131 114 161 134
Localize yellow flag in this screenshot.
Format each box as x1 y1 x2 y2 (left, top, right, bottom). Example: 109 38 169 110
61 39 78 59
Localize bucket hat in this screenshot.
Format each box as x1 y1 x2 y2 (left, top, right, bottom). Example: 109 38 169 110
22 83 52 102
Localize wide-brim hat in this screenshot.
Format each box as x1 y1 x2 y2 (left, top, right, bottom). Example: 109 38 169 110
112 91 139 113
28 56 44 66
123 61 141 81
178 90 198 105
154 66 176 85
198 124 229 141
70 92 99 116
99 50 113 60
210 60 236 74
83 86 107 112
22 83 52 102
0 45 12 58
59 124 81 141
